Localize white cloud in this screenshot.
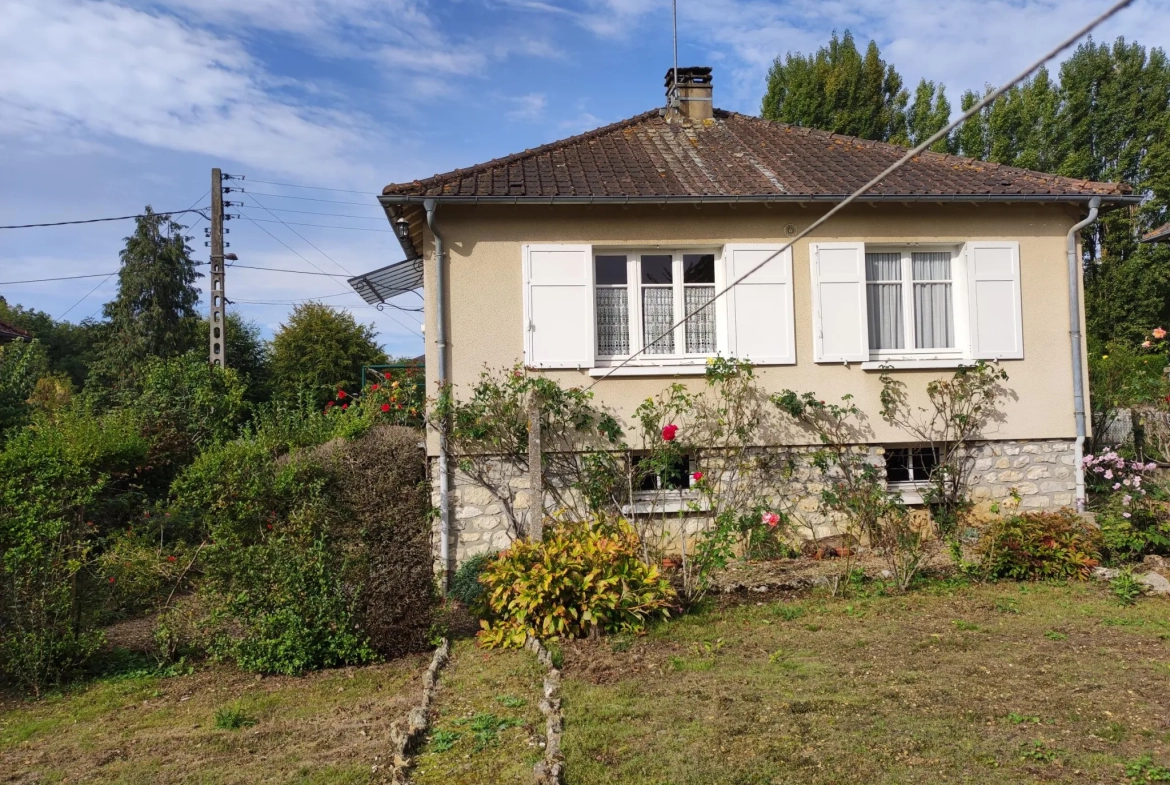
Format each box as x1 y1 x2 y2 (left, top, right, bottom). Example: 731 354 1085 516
0 0 377 179
506 92 548 120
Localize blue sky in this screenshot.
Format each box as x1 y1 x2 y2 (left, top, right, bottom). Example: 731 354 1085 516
1 0 1166 358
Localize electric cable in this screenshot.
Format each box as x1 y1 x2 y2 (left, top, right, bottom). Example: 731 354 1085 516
236 214 393 233
226 176 376 196
232 189 379 208
0 208 209 230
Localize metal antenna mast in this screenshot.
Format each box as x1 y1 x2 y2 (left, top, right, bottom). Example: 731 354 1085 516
671 0 679 108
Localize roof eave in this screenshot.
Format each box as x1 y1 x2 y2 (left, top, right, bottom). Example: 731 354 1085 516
379 193 1139 207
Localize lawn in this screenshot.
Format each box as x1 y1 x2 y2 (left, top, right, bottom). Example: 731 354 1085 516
0 652 430 784
559 581 1170 784
3 580 1169 785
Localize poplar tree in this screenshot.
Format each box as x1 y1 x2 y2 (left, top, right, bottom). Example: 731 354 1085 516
761 31 909 142
269 302 388 405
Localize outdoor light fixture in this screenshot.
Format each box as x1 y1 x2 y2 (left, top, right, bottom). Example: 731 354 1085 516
394 216 411 240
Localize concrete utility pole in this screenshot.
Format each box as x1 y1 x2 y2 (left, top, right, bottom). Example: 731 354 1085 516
527 395 544 541
209 168 226 367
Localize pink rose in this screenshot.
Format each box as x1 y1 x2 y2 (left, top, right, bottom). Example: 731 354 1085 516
761 511 780 528
1154 327 1166 339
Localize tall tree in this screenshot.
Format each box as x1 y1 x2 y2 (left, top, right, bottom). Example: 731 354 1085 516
1059 39 1170 346
199 312 271 403
905 79 953 151
88 208 202 391
955 68 1063 171
761 31 909 142
269 302 387 405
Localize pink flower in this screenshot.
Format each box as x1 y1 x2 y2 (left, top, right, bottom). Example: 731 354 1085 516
1104 470 1113 480
1123 512 1132 519
761 511 781 528
1154 327 1167 339
1113 483 1121 490
662 424 678 442
1143 340 1153 348
692 471 703 482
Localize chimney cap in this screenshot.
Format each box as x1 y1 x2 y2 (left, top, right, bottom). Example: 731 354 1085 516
665 66 712 89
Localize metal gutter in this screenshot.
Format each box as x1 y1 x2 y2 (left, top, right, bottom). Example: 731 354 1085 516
425 198 452 593
1067 196 1101 512
381 193 1139 207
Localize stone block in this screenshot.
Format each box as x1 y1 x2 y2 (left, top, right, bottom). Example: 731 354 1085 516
971 486 991 500
975 458 993 471
1022 445 1041 454
1025 465 1050 480
999 470 1023 482
1005 446 1021 456
1020 495 1052 509
1052 493 1073 506
1015 481 1039 495
995 458 1011 469
1040 480 1070 493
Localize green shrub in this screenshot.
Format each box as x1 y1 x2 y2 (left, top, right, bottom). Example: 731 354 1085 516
170 424 432 673
0 407 147 694
1112 568 1145 606
450 552 495 607
476 517 676 648
214 706 257 730
978 510 1104 581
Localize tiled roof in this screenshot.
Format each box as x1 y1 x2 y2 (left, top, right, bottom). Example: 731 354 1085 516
383 110 1131 202
1143 222 1170 243
0 319 30 342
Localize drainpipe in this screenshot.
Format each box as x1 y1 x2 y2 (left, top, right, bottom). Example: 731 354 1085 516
1068 196 1101 512
426 199 451 591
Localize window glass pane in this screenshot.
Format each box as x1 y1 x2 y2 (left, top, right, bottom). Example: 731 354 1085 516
642 287 675 354
685 286 716 353
865 252 902 281
912 254 954 349
912 252 951 281
885 449 911 483
866 252 904 351
596 288 629 355
641 254 673 284
683 254 715 283
595 255 627 285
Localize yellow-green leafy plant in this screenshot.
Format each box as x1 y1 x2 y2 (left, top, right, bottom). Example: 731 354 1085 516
476 517 676 648
978 509 1104 580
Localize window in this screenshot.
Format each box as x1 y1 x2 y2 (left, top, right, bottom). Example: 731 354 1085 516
866 249 956 354
594 250 719 360
632 452 693 492
884 447 938 484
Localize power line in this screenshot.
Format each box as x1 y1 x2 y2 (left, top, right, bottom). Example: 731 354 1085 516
226 176 377 196
1 272 121 285
237 214 394 233
587 0 1137 391
230 188 380 208
242 193 354 275
0 208 209 230
233 204 385 221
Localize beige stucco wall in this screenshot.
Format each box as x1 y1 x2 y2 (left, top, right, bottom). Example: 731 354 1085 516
421 202 1091 454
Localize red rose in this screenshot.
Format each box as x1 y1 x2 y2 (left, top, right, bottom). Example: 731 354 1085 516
341 403 348 410
326 401 335 408
662 424 678 441
167 555 176 563
370 384 379 391
692 471 703 481
337 390 347 399
381 403 391 413
108 577 116 584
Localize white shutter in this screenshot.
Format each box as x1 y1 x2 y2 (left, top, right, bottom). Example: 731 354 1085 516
966 241 1023 360
810 242 868 363
723 244 795 365
522 244 594 368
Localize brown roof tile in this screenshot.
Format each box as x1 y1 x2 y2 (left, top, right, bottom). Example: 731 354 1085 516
0 319 30 343
1143 222 1170 243
384 110 1131 202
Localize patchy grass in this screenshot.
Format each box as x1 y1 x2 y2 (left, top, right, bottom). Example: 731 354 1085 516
412 639 545 785
0 654 429 784
560 582 1170 784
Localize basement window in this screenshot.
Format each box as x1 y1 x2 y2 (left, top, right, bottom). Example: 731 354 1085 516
885 446 938 505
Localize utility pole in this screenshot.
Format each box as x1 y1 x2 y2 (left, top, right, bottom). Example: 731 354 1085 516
209 168 226 367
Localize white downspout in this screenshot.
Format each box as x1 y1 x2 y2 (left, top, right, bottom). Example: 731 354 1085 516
426 199 451 591
1068 196 1101 512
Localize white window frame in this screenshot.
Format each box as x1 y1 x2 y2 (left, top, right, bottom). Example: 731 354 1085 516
863 244 970 366
592 247 722 368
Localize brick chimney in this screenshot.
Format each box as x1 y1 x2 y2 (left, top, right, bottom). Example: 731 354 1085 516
665 66 713 121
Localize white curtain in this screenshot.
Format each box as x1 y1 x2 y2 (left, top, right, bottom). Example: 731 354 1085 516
595 287 629 355
866 252 903 350
912 252 954 349
643 287 675 354
685 286 716 354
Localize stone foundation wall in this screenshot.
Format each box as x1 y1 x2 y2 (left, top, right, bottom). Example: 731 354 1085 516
430 437 1077 571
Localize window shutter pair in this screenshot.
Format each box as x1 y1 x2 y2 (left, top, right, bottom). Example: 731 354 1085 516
809 241 1023 362
522 244 796 368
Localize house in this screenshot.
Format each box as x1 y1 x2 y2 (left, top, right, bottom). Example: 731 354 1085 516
374 67 1137 572
0 319 30 345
